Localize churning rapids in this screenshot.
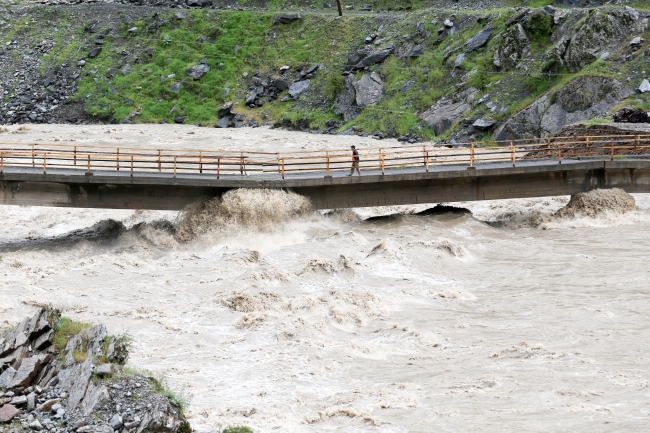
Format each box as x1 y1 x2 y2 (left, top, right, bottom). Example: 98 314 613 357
1 127 650 432
2 188 650 432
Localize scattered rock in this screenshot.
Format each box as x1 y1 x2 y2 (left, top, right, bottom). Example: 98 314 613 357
465 26 494 52
174 116 187 124
473 118 496 131
399 80 416 93
273 15 302 25
87 47 102 58
288 80 311 98
186 64 210 80
121 64 132 76
353 45 394 70
94 363 114 378
409 44 424 58
454 52 466 68
639 79 650 93
0 404 19 423
168 83 181 92
218 101 234 118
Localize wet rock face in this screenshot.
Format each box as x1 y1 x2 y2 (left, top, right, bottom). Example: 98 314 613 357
493 23 530 71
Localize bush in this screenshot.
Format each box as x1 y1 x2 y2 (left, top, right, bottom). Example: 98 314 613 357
222 427 253 433
525 74 553 95
324 73 344 102
525 11 553 43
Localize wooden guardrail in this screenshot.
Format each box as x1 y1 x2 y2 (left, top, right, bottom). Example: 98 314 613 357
0 135 649 179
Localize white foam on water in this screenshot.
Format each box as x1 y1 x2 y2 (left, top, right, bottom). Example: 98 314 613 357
2 190 650 432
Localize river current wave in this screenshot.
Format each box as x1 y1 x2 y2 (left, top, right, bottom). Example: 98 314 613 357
2 189 650 432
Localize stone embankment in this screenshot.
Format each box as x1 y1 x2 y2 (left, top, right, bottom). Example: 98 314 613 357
0 308 189 433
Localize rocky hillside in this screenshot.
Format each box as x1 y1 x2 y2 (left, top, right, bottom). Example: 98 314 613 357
0 308 191 433
0 1 648 143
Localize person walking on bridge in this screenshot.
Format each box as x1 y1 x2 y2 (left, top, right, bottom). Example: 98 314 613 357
347 145 361 176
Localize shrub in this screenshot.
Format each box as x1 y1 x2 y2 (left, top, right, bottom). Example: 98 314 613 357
525 11 553 43
525 74 553 95
324 73 344 102
222 427 253 433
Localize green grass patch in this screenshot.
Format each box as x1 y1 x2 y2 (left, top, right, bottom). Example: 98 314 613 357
53 317 91 352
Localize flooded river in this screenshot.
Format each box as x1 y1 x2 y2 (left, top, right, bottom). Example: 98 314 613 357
1 125 649 432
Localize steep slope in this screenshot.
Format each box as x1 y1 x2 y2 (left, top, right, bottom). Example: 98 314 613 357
0 2 648 143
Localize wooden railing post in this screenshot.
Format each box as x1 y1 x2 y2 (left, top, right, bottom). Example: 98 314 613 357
199 151 203 174
610 138 614 161
74 146 77 166
173 156 177 178
585 137 590 155
217 158 221 179
558 143 562 164
380 149 385 175
546 138 551 158
281 159 285 179
470 143 475 168
116 148 120 171
636 135 640 154
0 152 3 174
87 154 91 173
510 141 515 166
130 155 134 177
32 144 35 167
43 152 47 174
240 152 244 175
158 150 161 172
425 149 430 172
326 151 331 177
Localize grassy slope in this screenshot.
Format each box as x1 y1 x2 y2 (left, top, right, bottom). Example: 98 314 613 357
1 4 649 138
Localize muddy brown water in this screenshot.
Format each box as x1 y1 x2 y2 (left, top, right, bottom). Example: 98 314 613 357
1 125 650 432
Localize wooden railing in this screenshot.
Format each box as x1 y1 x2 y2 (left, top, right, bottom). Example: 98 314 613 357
0 135 649 179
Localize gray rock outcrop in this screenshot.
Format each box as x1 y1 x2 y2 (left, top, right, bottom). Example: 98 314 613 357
1 308 188 433
495 76 632 140
353 72 384 107
564 11 627 72
493 24 530 71
420 88 479 135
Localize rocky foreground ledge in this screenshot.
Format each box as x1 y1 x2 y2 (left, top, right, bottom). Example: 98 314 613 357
0 308 190 433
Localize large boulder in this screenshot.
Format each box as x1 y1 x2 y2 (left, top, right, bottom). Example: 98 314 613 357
354 45 394 70
495 76 632 140
273 15 302 25
465 26 494 52
493 24 530 71
288 80 311 98
564 11 624 72
420 88 479 135
353 72 384 107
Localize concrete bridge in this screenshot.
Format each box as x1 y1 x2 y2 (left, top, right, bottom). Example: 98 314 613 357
1 137 650 210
